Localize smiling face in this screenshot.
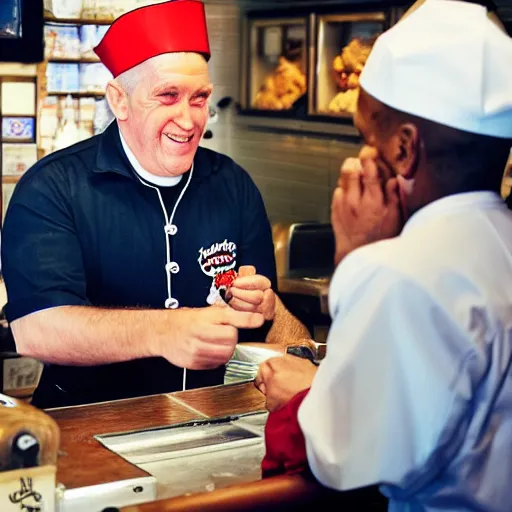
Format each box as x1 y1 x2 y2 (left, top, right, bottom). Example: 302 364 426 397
108 52 212 177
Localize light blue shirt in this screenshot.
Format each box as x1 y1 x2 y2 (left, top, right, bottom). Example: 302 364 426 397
298 191 512 512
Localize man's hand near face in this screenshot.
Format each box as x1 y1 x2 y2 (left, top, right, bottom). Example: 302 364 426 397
255 355 317 412
332 146 403 265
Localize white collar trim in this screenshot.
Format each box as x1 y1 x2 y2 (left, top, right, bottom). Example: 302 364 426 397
118 128 183 188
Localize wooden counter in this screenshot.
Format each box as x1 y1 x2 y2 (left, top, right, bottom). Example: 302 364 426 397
47 382 387 511
47 382 266 491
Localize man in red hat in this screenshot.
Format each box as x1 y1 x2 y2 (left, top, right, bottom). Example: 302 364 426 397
1 0 310 408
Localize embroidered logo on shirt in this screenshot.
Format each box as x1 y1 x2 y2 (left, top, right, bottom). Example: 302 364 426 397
198 239 237 304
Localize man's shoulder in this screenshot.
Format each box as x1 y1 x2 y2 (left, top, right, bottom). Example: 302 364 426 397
196 146 253 182
331 237 428 297
20 135 101 186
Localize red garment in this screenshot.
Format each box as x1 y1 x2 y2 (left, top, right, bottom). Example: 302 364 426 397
262 388 311 478
94 0 211 77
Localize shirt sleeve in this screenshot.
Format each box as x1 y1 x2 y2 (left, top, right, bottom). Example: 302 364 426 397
1 165 89 322
236 168 277 290
298 251 481 497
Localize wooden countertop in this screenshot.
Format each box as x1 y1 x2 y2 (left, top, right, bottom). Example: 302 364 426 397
47 381 388 511
47 382 266 490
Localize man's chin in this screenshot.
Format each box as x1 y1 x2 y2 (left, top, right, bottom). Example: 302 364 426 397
159 157 195 177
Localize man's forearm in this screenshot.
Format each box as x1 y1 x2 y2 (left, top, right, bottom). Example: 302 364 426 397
11 306 164 365
265 296 311 346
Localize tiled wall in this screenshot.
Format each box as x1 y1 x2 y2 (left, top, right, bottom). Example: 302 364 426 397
201 1 361 224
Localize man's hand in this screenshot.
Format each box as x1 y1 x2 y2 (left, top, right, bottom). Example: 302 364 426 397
332 146 402 265
255 355 317 412
155 306 264 370
228 265 276 321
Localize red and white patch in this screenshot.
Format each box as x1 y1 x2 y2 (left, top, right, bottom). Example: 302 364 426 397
198 240 237 304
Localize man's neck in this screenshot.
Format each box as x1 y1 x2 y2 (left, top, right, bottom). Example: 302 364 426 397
118 127 183 188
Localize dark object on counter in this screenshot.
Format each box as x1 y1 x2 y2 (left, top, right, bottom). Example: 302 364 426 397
10 432 40 470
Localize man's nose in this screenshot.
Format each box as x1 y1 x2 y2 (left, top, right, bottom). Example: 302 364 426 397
174 101 195 131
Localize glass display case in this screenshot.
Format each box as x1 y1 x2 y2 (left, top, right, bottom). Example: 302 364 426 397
245 17 308 113
312 13 385 118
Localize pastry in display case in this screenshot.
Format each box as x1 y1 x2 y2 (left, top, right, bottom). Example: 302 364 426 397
247 18 307 112
314 14 384 117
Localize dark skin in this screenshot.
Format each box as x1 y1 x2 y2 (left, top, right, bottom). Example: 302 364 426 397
256 88 512 412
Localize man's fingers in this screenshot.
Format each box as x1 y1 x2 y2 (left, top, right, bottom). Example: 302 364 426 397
199 324 238 344
361 157 384 202
238 265 256 278
338 157 362 189
233 275 271 291
230 287 264 305
227 297 258 313
385 177 400 206
255 361 273 392
220 307 265 329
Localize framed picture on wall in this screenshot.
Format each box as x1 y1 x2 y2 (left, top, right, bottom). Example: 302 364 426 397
2 142 37 176
2 117 35 141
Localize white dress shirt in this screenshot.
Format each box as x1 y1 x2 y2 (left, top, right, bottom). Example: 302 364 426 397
299 191 512 512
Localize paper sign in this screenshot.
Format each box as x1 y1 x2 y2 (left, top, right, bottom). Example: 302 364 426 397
2 143 38 176
3 357 43 392
0 465 56 512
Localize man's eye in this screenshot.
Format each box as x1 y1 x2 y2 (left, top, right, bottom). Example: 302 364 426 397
159 92 178 98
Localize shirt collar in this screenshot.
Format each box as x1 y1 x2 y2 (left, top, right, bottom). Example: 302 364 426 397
94 121 212 181
118 128 183 187
402 191 506 234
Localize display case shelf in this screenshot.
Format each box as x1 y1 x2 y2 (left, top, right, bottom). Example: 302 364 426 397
46 91 105 98
44 13 112 26
239 5 407 134
310 12 385 119
47 57 101 64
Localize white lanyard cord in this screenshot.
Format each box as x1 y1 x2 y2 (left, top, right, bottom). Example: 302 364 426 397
135 163 194 391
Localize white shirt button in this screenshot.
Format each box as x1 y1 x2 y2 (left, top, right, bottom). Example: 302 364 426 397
164 224 178 235
165 262 180 274
165 298 179 309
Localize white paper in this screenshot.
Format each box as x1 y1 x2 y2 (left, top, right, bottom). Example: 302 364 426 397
0 466 56 512
1 82 36 116
2 144 38 176
3 357 43 392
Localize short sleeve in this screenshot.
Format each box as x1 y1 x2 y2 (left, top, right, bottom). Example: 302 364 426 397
298 253 481 496
2 166 89 322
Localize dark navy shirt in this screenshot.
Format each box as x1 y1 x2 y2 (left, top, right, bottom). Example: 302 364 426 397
2 122 277 408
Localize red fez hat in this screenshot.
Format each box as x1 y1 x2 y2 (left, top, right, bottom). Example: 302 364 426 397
94 0 211 78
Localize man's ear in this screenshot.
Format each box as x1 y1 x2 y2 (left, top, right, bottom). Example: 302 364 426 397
390 123 420 179
106 80 129 121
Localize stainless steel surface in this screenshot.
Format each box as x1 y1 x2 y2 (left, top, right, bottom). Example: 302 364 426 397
57 476 156 512
235 113 359 138
96 413 268 500
278 276 330 315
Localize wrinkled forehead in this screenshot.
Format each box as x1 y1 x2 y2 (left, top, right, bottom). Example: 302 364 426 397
146 52 211 87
